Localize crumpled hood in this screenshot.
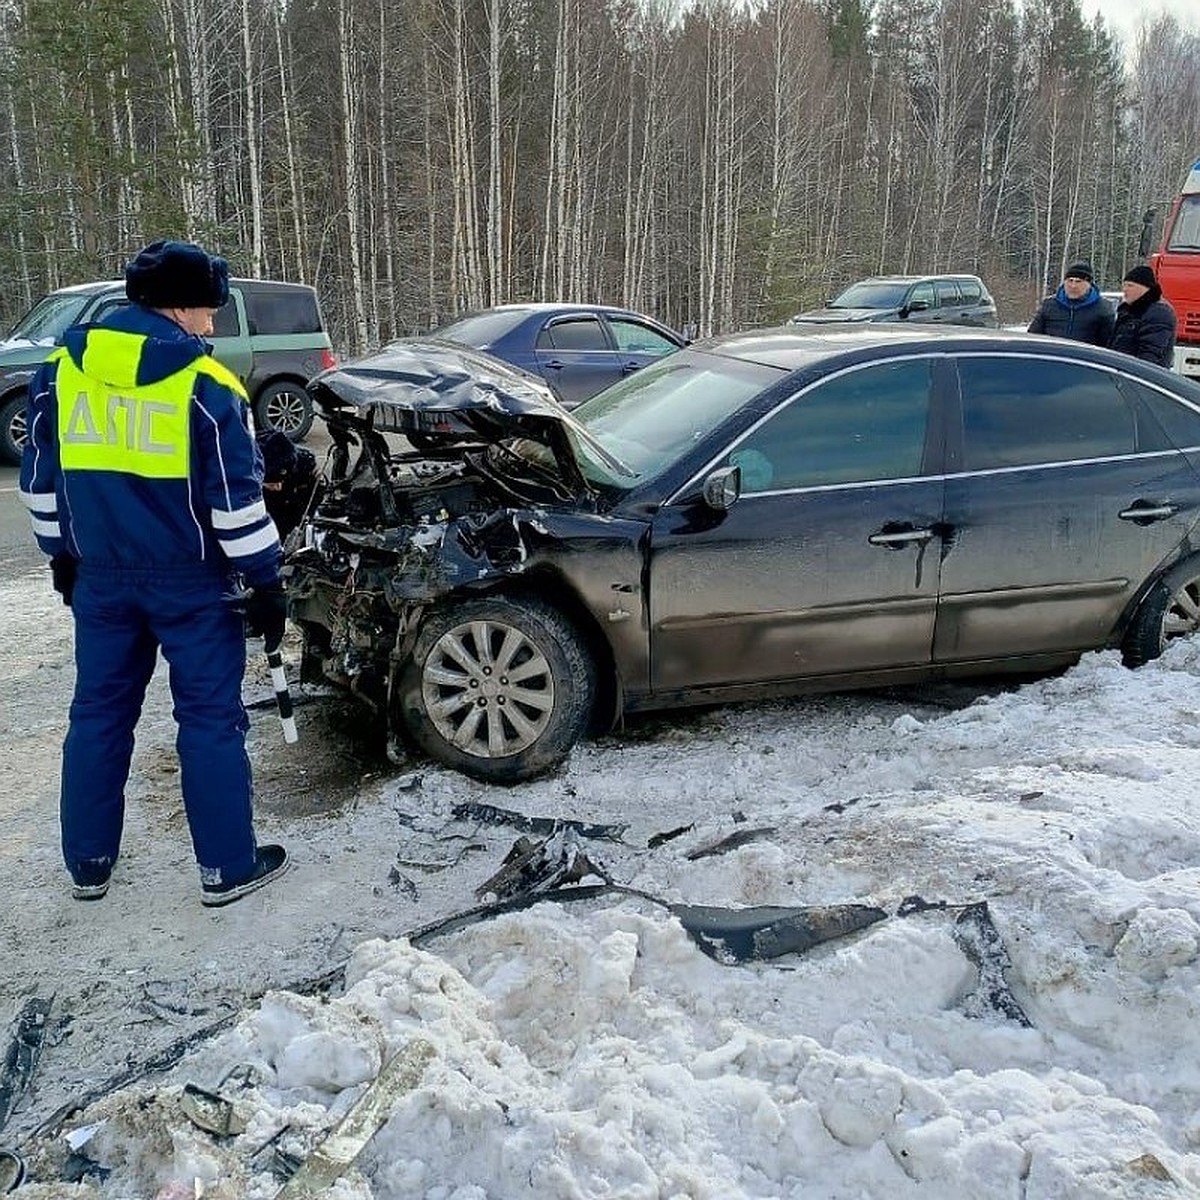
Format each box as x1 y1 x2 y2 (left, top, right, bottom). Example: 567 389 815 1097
308 338 624 494
789 307 891 324
60 317 207 389
308 337 562 429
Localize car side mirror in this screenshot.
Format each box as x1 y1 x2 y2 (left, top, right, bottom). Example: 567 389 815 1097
702 465 741 511
902 300 929 317
1138 208 1156 258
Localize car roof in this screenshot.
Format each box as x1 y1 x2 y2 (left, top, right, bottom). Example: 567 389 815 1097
49 277 311 296
690 323 1144 372
854 274 985 285
461 302 658 318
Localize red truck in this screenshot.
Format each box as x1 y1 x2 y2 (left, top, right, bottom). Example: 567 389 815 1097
1150 159 1200 382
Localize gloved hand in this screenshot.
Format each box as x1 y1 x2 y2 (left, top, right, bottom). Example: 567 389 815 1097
244 582 287 653
50 554 77 607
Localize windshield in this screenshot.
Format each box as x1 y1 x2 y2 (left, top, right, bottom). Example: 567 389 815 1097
1167 195 1200 251
556 350 783 489
433 309 531 348
6 291 93 343
830 281 910 309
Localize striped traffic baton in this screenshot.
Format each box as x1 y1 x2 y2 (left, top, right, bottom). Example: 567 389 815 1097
266 647 299 743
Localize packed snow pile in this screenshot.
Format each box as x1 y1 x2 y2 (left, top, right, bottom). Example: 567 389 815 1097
3 565 1200 1197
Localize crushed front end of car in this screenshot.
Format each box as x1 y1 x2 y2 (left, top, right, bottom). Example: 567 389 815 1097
284 339 623 782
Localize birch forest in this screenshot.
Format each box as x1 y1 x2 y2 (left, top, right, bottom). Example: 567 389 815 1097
1 0 1198 352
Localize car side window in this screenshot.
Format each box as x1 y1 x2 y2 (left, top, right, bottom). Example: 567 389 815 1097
608 318 677 356
90 298 131 323
1118 377 1200 452
935 281 961 307
725 359 933 491
242 287 320 335
907 282 936 310
536 318 607 352
958 279 982 304
958 356 1138 470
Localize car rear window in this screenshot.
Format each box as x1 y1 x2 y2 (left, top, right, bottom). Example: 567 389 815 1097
243 286 323 335
536 317 607 352
1119 376 1200 451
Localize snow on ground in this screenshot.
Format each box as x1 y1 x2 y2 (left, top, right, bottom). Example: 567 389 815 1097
3 561 1200 1198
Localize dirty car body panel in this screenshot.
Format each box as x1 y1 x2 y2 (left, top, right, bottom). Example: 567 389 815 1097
287 329 1200 783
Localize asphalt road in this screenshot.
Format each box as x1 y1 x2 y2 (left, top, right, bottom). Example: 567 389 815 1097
0 463 42 577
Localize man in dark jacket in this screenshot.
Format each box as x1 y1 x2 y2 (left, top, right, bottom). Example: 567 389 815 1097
257 428 322 541
1027 261 1115 346
19 240 289 906
1110 264 1177 368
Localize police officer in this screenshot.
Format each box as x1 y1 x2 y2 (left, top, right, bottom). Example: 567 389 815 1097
20 240 289 906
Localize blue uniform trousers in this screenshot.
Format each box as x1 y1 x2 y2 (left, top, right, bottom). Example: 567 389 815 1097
62 566 258 885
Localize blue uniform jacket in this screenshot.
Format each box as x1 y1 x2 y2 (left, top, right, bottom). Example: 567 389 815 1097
19 305 281 587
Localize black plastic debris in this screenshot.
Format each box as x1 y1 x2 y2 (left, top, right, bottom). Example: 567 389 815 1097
0 997 52 1133
647 823 694 849
672 902 887 964
685 826 777 860
475 831 609 902
453 801 627 843
953 901 1031 1027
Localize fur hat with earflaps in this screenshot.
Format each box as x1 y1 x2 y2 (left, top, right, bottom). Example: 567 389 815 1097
125 240 230 309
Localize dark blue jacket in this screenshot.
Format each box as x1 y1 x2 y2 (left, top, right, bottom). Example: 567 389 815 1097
1110 285 1177 369
19 305 281 586
1028 284 1115 346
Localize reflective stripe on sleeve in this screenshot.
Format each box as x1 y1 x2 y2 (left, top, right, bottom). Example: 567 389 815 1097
19 489 57 515
219 523 281 558
31 516 61 538
211 499 269 530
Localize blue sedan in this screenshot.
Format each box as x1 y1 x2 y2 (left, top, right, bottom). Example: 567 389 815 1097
431 303 685 407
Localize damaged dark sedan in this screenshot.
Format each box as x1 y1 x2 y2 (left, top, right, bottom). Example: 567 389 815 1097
286 329 1200 783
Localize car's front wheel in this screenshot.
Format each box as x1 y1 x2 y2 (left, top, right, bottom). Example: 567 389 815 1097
254 380 313 441
395 596 596 784
0 392 27 465
1123 553 1200 666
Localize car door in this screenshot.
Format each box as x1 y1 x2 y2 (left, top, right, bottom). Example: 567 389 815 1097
902 281 939 324
647 356 948 693
207 288 253 384
532 315 617 406
934 352 1200 663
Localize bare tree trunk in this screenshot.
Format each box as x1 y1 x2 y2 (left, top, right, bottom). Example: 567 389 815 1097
337 0 368 348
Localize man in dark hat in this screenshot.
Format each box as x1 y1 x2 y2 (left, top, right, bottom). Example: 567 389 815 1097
1027 261 1115 346
19 239 289 906
1110 264 1177 368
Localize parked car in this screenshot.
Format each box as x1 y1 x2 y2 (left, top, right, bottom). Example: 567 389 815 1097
789 274 999 328
430 303 685 407
287 326 1200 784
0 278 334 464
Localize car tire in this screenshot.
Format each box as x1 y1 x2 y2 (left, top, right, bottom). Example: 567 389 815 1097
254 380 313 442
1122 553 1200 667
0 392 27 466
396 595 596 784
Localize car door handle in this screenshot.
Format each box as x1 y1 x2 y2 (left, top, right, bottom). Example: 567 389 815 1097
621 362 642 375
868 525 936 548
1118 501 1179 524
542 359 564 370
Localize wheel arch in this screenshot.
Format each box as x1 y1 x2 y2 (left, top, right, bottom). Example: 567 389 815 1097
392 570 625 734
